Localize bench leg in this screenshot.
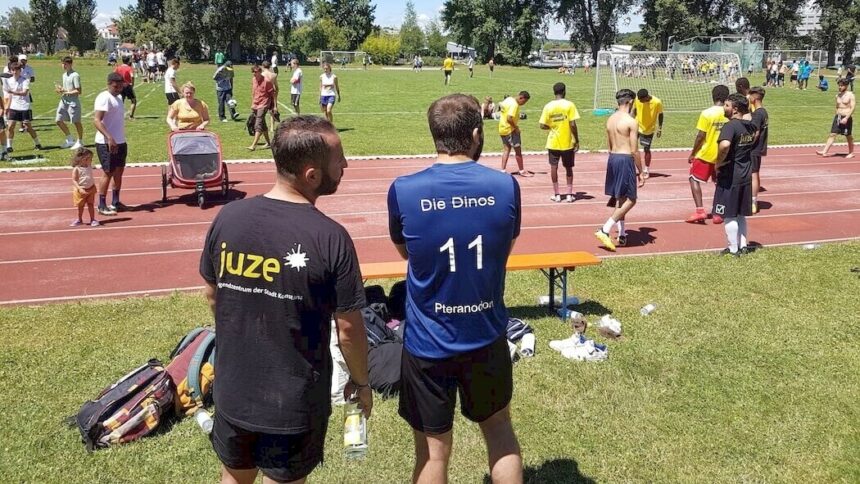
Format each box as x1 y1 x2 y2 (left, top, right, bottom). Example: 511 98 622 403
542 267 572 318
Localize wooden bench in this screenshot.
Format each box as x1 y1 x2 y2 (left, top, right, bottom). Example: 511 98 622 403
360 251 602 316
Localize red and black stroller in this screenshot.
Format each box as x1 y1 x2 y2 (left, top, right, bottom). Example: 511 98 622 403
162 131 229 208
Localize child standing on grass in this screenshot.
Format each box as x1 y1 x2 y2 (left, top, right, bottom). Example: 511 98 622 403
71 148 99 227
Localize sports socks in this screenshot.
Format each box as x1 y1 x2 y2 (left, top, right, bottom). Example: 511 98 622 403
566 182 573 195
112 189 121 205
616 220 626 236
737 215 748 249
552 182 559 194
724 218 739 253
601 218 616 235
99 194 107 208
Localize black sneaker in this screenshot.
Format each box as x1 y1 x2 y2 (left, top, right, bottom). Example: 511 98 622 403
98 206 117 216
113 202 129 212
718 248 739 257
617 235 628 247
0 151 7 161
739 246 757 256
34 144 42 150
6 147 12 153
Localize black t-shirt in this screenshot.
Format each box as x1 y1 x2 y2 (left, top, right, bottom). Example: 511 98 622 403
200 196 365 433
751 107 769 156
717 118 756 187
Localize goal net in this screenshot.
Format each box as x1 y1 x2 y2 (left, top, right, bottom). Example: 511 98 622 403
593 51 742 112
319 50 368 67
0 45 10 59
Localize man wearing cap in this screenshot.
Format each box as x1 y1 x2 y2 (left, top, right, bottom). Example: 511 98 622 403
213 60 238 122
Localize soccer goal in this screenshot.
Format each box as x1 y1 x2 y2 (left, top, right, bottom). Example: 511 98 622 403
319 50 368 67
0 45 10 59
593 51 742 112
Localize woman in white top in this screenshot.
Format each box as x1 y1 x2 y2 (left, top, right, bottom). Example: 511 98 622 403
319 62 340 123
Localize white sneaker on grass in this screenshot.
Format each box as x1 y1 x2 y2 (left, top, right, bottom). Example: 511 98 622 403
549 333 586 352
60 139 75 149
70 141 83 150
561 341 608 361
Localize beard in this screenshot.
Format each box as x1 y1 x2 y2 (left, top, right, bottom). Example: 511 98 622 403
317 167 341 196
471 132 485 162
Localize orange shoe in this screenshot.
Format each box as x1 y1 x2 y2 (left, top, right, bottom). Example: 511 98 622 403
686 212 707 224
712 214 724 225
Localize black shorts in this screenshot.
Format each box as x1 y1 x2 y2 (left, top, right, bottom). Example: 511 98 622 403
210 413 328 483
751 154 762 173
290 93 301 106
96 142 128 172
831 115 853 136
444 70 452 77
120 85 136 102
166 92 180 106
7 109 33 123
790 74 798 81
548 149 575 168
148 65 157 73
399 336 513 435
713 182 753 218
639 133 654 149
158 64 167 72
0 116 5 129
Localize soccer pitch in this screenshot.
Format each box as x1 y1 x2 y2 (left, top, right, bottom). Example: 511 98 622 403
1 59 841 167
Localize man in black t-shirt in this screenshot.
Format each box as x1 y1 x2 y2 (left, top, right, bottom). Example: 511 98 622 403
714 93 757 256
199 116 372 484
749 86 768 214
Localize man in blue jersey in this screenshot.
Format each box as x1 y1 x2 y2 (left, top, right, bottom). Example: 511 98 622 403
387 94 523 483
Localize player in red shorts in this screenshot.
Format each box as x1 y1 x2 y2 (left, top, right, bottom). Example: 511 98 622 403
687 85 729 224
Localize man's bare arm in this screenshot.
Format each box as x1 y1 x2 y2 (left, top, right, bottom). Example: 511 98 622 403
715 139 731 175
689 130 706 161
571 121 579 150
394 243 408 260
204 282 216 315
336 309 373 417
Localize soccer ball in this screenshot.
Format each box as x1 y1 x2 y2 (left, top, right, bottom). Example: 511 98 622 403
227 99 238 108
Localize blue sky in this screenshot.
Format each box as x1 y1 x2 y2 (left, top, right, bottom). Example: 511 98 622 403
4 0 642 38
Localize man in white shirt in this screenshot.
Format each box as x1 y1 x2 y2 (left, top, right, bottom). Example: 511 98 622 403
3 61 42 152
93 73 128 216
468 56 475 78
164 58 180 105
146 50 157 82
271 51 279 74
156 50 167 81
289 58 303 115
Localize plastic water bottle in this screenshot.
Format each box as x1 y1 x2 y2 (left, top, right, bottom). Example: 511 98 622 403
802 243 820 250
640 304 657 316
194 408 213 434
520 333 535 357
343 399 368 459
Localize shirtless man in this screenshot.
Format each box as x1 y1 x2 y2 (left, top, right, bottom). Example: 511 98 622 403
261 61 281 132
817 78 855 158
595 89 645 251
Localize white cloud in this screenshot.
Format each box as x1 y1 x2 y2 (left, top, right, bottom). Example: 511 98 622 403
417 13 431 28
93 11 118 29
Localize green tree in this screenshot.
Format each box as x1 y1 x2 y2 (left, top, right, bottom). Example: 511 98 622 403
557 0 635 62
136 0 165 21
2 8 37 51
735 0 803 51
63 0 98 52
442 0 547 62
329 0 376 50
425 19 448 56
29 0 62 54
134 18 170 49
400 1 425 56
114 6 141 43
641 0 734 50
163 0 206 57
360 32 401 64
815 0 860 66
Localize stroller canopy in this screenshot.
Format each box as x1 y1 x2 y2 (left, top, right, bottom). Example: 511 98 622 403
170 132 220 156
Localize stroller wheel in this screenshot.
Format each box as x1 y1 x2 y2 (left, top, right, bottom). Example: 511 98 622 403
197 192 205 208
161 165 168 203
221 163 229 197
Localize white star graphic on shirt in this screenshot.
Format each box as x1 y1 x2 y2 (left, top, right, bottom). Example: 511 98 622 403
283 244 309 271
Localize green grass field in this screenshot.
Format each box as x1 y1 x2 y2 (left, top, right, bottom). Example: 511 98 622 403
0 58 842 167
2 243 858 482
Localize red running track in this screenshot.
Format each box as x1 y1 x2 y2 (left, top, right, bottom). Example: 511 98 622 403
1 146 858 305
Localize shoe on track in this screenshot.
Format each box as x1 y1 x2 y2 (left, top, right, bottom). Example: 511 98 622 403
98 206 117 216
617 235 628 247
550 194 561 202
594 230 616 251
69 220 82 227
686 212 707 223
112 202 129 212
712 214 724 225
565 194 575 203
751 202 758 214
90 220 101 227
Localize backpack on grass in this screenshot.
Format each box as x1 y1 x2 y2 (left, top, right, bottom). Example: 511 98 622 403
74 359 174 451
166 327 216 416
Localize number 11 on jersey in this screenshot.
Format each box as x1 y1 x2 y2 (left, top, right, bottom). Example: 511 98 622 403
440 235 483 272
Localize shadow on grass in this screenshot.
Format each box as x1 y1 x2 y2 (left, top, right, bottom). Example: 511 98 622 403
508 299 614 320
482 458 596 484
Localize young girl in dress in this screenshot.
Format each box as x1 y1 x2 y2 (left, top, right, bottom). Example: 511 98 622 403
71 147 99 226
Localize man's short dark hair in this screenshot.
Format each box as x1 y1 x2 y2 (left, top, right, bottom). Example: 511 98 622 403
637 88 649 99
62 56 73 64
553 82 566 96
107 72 124 84
427 94 483 156
727 93 749 114
123 56 131 65
837 78 850 86
616 89 635 104
518 90 530 100
712 85 730 103
272 116 337 178
749 86 766 100
735 77 750 93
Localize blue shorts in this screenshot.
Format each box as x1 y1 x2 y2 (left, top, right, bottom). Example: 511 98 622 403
320 95 335 106
604 153 637 201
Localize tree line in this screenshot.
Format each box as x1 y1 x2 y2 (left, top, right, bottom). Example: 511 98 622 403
1 0 858 65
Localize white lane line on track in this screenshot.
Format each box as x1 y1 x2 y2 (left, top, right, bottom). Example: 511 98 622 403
4 187 859 216
0 172 855 198
8 158 859 184
2 236 858 306
3 208 859 252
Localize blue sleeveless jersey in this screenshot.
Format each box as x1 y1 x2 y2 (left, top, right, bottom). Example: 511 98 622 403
387 161 521 359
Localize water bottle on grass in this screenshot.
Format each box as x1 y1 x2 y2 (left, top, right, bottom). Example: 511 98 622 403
194 408 213 434
640 304 657 316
